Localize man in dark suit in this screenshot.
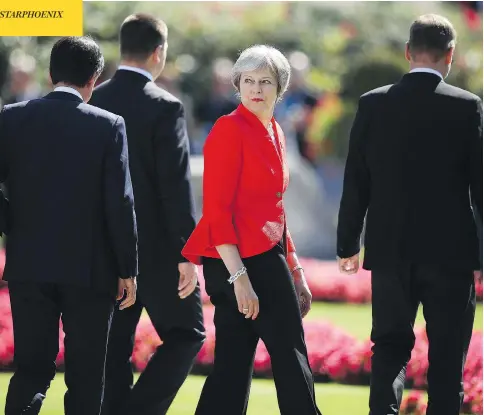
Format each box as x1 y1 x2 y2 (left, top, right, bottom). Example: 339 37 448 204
1 37 139 415
0 186 8 235
337 14 482 415
90 14 205 415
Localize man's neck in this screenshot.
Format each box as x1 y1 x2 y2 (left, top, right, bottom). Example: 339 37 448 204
53 83 86 101
119 60 154 78
409 63 444 78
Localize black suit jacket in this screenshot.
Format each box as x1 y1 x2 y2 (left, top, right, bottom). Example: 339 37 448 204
0 91 138 294
90 70 196 285
0 185 8 235
337 72 483 270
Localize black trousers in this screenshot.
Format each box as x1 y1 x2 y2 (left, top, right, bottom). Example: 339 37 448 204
369 264 476 415
196 244 321 415
101 264 205 415
5 281 115 415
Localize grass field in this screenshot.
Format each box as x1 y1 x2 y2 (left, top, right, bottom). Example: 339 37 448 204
305 301 483 339
0 373 415 415
1 301 480 414
142 301 483 341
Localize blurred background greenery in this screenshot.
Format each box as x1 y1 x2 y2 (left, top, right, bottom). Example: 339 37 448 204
0 2 482 414
1 2 480 259
0 1 481 163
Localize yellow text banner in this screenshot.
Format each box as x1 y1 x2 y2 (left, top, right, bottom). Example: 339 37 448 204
0 0 83 36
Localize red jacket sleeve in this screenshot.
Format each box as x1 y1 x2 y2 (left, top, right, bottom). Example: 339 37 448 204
202 117 242 247
286 228 296 254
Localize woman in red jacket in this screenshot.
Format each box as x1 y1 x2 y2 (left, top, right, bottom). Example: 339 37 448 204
182 45 321 415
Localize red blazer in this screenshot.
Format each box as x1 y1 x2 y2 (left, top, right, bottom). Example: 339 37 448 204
182 103 296 265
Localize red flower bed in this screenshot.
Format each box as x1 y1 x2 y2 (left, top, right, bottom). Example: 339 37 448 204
0 247 481 303
401 379 483 415
0 249 6 289
300 259 373 303
463 334 483 415
197 260 483 304
400 390 428 415
0 289 65 368
0 288 13 366
476 277 483 303
127 307 481 414
0 288 481 414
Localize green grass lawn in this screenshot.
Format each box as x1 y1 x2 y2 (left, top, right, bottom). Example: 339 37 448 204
147 301 482 341
0 373 401 415
306 302 483 340
1 301 480 414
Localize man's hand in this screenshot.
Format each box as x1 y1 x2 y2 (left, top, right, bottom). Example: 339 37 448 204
117 277 137 310
338 253 360 275
178 262 198 299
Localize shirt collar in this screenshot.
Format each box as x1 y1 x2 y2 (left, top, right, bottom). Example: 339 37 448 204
53 86 83 101
118 65 154 82
409 67 443 80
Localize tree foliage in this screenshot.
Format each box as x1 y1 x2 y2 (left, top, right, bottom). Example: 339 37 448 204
0 1 481 158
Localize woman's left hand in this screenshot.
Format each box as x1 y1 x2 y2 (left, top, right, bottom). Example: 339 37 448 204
293 269 312 318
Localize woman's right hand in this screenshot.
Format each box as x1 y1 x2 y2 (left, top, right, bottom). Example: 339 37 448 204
233 274 259 320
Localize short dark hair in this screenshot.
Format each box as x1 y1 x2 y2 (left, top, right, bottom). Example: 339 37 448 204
50 36 104 87
408 14 456 62
120 13 167 61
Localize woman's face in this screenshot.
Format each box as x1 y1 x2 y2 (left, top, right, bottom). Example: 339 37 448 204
239 67 278 120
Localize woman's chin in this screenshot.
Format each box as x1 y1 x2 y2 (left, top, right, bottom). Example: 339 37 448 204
244 101 266 116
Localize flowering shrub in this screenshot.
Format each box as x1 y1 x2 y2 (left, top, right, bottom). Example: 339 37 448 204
0 287 481 414
0 249 6 289
400 390 428 415
0 289 13 367
299 259 372 303
114 309 483 415
0 249 481 303
197 260 482 304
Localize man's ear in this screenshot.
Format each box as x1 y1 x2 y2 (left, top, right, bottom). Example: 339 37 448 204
151 45 164 64
86 74 100 89
405 42 411 62
444 47 454 65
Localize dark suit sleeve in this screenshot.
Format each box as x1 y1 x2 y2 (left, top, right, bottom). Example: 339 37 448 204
0 108 9 235
104 116 138 278
469 98 483 221
469 98 483 268
153 101 196 263
337 96 371 258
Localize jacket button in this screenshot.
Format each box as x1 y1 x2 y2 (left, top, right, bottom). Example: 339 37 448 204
276 192 282 198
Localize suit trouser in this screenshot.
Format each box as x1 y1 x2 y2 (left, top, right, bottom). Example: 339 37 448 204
5 281 115 415
369 263 476 415
196 244 321 415
101 265 205 415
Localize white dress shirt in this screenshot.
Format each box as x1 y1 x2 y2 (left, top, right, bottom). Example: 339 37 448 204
54 86 83 100
118 65 154 82
267 122 277 146
409 67 443 80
